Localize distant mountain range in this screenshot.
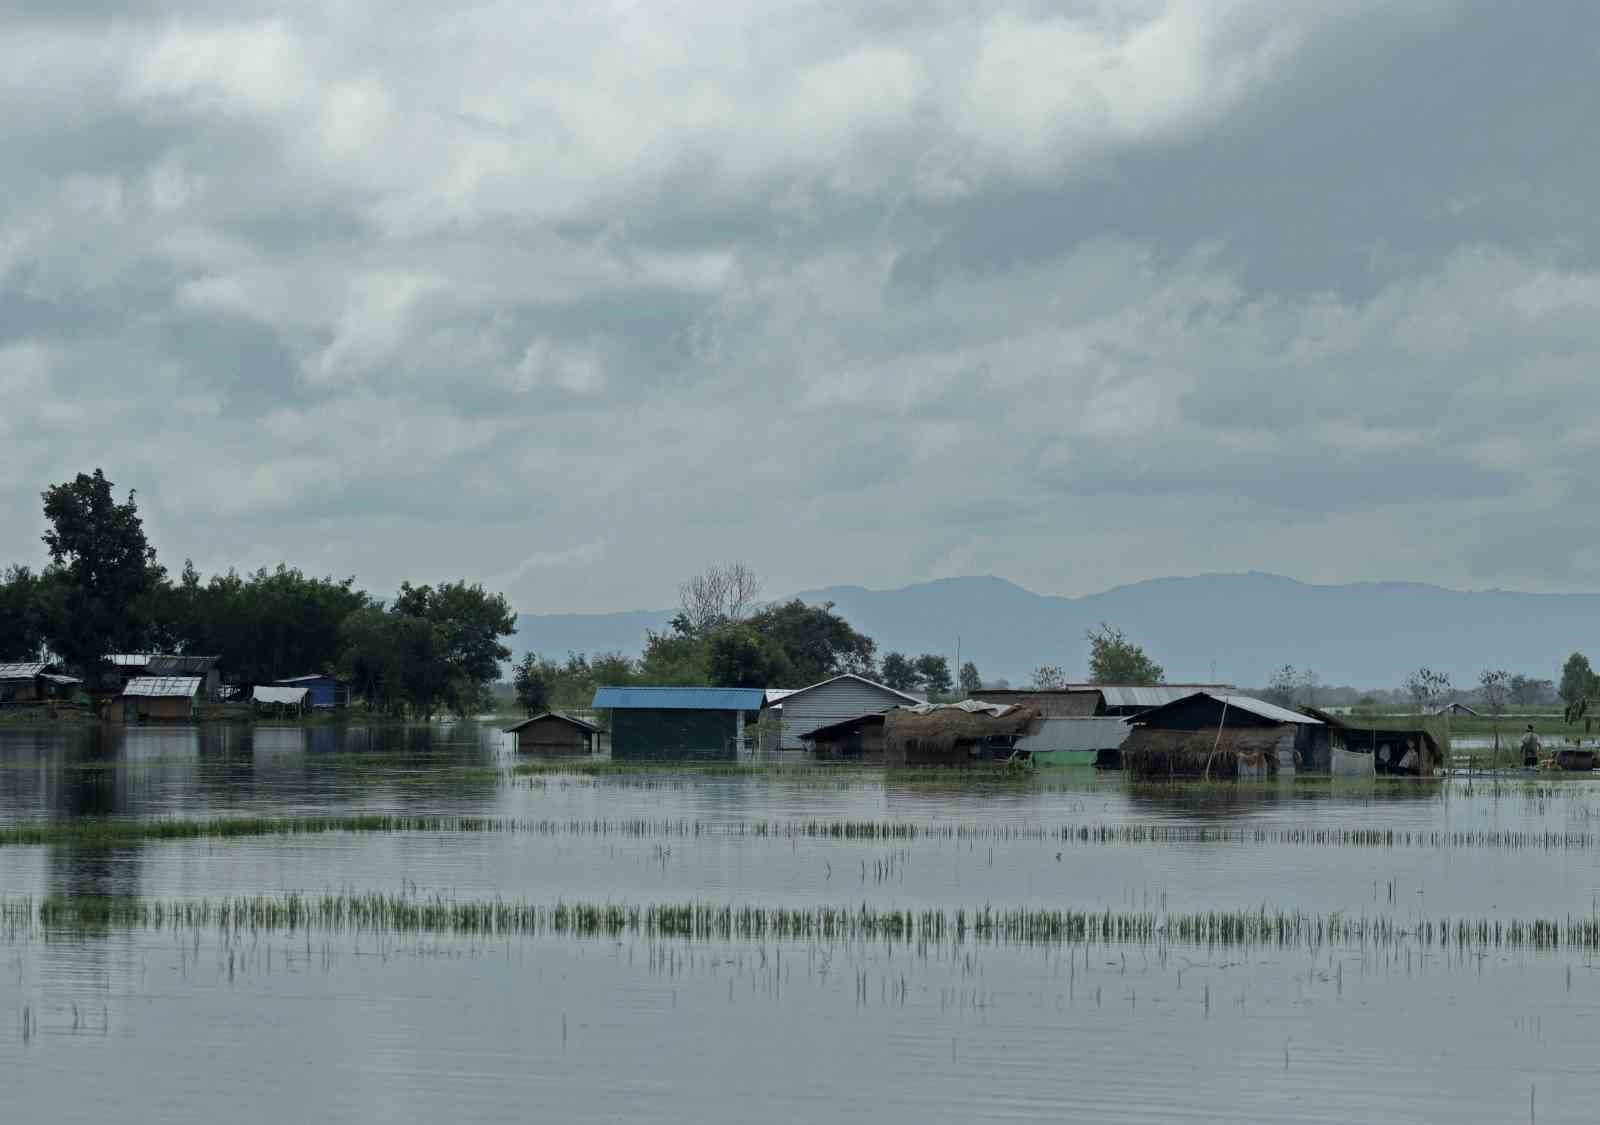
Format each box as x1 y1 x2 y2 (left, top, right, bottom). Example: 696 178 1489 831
514 572 1600 689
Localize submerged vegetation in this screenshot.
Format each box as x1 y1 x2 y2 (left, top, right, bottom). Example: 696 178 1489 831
6 813 1600 851
5 892 1599 952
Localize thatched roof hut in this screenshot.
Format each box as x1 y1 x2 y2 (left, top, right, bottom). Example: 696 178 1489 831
882 702 1041 766
1121 727 1295 781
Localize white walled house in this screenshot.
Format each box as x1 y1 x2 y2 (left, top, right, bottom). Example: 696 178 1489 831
764 673 921 750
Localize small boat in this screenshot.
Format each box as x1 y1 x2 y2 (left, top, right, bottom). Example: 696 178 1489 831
1554 748 1597 771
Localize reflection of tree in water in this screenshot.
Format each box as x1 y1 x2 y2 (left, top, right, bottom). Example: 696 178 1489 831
1126 778 1443 822
48 725 146 901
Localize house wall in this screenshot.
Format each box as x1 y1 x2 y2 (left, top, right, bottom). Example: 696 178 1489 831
776 679 908 749
0 678 41 704
809 723 885 761
516 717 590 755
132 696 195 721
611 709 738 761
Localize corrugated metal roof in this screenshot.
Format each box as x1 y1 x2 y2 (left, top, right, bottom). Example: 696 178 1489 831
770 673 921 707
40 673 82 686
122 676 202 698
145 655 218 676
1094 684 1233 709
1133 691 1320 726
0 662 49 680
105 654 156 667
1215 694 1321 725
591 686 764 711
1013 717 1131 753
275 673 335 684
504 712 602 733
252 686 308 706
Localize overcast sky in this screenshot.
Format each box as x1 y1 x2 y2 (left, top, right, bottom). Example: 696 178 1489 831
2 1 1596 612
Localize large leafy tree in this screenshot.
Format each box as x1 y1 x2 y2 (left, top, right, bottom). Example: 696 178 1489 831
149 562 371 682
913 654 952 697
880 652 917 691
512 654 550 716
0 566 48 661
391 581 517 716
744 599 875 685
40 469 163 673
958 661 981 695
707 625 791 689
1559 652 1598 726
1085 623 1164 685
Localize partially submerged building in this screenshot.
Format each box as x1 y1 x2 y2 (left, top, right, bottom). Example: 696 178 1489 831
799 712 888 761
1300 708 1444 777
0 662 82 705
251 685 309 716
504 712 601 755
762 673 920 750
1011 717 1131 767
1121 692 1322 780
105 654 221 698
882 701 1041 766
592 686 763 761
272 673 348 708
120 676 203 721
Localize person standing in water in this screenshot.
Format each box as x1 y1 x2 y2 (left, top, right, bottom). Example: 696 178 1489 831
1520 724 1542 768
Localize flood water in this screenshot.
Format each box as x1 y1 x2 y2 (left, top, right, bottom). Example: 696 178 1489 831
3 722 1599 1122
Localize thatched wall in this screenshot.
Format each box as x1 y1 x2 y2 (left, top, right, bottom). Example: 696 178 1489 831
1121 727 1295 781
883 706 1040 766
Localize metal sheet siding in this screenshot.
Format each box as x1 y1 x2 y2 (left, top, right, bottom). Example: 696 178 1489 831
593 687 764 711
611 708 738 760
777 679 908 749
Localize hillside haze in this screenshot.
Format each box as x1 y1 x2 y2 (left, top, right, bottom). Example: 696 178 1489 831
514 573 1600 689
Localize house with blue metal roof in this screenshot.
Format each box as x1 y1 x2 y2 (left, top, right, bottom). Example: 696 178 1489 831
591 686 764 761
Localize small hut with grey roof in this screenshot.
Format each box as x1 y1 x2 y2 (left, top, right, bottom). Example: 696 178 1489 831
1120 691 1322 780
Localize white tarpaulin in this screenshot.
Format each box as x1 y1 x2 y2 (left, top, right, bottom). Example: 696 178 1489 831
252 686 309 706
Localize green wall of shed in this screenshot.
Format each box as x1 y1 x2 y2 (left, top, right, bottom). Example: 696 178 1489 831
611 709 738 761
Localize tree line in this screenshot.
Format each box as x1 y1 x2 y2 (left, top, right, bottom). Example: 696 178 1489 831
0 470 515 718
511 563 986 716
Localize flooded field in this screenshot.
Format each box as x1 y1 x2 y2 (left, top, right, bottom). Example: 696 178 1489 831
3 722 1599 1122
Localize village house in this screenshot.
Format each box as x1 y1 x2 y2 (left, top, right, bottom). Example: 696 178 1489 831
503 712 601 755
762 673 920 750
0 662 82 705
592 686 763 761
1120 691 1321 780
119 676 203 722
272 673 349 708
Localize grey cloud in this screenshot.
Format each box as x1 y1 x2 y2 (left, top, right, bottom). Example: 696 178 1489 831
1 1 1598 613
